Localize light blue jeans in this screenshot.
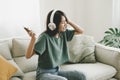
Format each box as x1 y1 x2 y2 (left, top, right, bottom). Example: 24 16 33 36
36 67 86 80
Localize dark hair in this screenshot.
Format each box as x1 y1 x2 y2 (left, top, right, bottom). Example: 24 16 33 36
45 10 68 36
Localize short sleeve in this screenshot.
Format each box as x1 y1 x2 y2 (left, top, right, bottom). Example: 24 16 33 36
66 29 75 41
34 34 46 55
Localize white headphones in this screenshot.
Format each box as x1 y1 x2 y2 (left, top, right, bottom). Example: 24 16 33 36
48 10 57 31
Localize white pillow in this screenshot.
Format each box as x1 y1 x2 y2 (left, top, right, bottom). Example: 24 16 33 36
12 38 38 73
0 41 12 60
12 38 30 57
68 35 96 63
14 55 38 73
8 60 24 77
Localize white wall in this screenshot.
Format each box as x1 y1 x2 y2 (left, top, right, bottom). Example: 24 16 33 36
112 0 120 27
0 0 113 42
75 0 113 41
40 0 113 42
0 0 41 39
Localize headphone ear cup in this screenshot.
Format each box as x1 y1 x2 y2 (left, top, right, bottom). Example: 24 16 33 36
48 23 56 31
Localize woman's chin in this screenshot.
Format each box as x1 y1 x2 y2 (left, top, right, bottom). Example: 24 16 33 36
63 28 67 31
62 29 66 32
59 28 67 32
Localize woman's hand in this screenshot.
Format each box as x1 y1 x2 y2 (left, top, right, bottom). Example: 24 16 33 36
67 20 84 35
24 27 36 39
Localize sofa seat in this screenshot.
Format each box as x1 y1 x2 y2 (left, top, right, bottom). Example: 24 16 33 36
23 71 36 80
10 77 21 80
109 78 117 80
60 62 117 80
18 62 117 80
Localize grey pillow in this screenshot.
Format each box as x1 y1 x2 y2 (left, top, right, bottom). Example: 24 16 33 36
12 38 30 57
12 38 38 73
68 35 96 63
0 41 12 60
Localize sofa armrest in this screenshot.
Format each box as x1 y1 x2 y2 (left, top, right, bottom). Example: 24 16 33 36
95 43 120 79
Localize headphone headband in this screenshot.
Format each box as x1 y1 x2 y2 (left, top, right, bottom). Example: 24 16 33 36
48 10 57 31
50 10 57 23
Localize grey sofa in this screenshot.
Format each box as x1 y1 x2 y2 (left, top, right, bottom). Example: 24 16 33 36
0 35 119 80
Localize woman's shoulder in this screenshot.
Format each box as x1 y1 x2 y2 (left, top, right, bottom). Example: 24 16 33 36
40 32 47 36
38 32 49 39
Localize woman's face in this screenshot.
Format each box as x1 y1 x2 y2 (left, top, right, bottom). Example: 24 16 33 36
58 16 67 32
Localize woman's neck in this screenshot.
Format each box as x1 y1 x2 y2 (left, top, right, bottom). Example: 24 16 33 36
54 33 60 38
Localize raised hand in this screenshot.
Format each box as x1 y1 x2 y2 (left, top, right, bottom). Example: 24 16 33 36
24 27 36 59
24 27 36 38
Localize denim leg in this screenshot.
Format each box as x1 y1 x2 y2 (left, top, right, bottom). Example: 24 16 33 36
37 73 68 80
58 70 86 80
36 67 68 80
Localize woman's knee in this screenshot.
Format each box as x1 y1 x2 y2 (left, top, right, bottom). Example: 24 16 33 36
78 72 86 80
58 70 86 80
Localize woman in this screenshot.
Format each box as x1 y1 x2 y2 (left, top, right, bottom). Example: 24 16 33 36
25 10 86 80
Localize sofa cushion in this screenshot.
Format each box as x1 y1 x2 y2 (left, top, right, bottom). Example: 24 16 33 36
0 41 12 60
23 71 36 80
12 38 30 57
10 77 22 80
109 78 117 80
12 38 38 73
60 62 117 80
0 55 18 80
14 55 38 73
95 43 120 79
68 35 96 63
9 60 24 77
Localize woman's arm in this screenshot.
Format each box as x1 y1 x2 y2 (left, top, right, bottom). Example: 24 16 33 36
68 20 84 35
24 27 36 59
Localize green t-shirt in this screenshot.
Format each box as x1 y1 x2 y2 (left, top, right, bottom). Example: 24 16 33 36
34 30 75 69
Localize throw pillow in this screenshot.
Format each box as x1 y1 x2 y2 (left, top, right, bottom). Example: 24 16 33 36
12 38 30 57
9 60 24 77
68 35 96 63
0 55 18 80
12 38 38 73
0 40 12 60
14 55 38 73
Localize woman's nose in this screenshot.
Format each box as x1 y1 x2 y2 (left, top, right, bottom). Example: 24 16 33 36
64 21 67 25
